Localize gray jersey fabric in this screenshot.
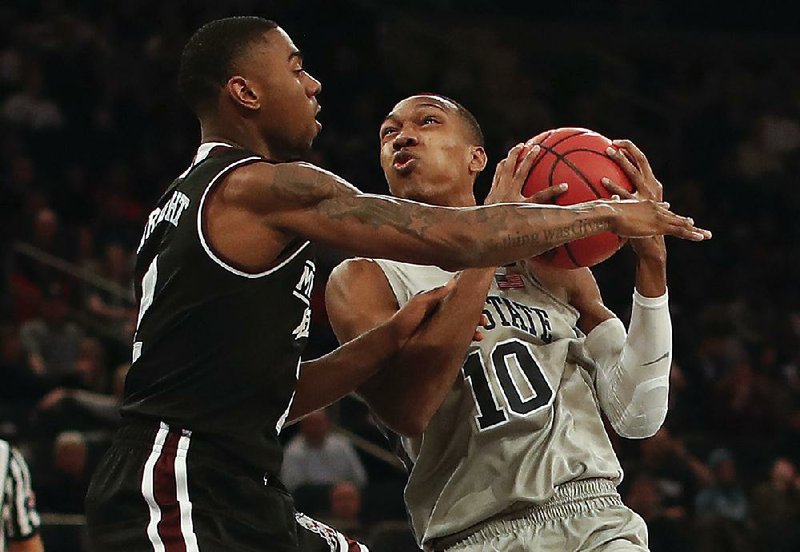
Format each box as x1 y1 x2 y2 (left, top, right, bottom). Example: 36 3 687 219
372 259 624 546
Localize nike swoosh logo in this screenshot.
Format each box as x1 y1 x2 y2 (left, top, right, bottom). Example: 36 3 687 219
642 352 669 366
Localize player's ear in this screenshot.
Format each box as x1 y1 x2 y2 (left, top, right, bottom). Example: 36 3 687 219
469 145 488 174
227 76 260 111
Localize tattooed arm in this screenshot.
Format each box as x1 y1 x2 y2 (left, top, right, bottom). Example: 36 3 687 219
205 155 708 271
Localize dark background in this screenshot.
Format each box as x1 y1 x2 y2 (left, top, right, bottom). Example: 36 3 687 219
1 1 799 550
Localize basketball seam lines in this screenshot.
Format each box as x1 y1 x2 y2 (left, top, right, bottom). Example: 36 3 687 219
526 130 619 267
541 144 604 199
562 242 582 268
523 130 587 184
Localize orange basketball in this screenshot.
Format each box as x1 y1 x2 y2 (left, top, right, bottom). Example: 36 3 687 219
520 128 635 269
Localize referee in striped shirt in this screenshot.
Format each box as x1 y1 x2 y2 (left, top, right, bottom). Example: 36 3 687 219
1 440 43 552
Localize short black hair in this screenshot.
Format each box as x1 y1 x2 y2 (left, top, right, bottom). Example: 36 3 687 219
178 17 278 114
425 94 485 146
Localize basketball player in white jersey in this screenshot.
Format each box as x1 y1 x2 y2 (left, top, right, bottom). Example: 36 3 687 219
326 94 681 551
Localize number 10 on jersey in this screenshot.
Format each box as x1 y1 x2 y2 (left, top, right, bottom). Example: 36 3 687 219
462 339 554 431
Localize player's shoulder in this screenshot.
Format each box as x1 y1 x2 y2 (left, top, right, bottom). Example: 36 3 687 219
328 258 390 292
327 258 398 319
220 160 333 212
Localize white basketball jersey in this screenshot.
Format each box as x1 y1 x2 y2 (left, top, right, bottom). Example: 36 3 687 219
372 259 623 545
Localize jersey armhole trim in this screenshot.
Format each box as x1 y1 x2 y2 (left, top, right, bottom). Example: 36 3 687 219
197 157 310 279
368 259 408 308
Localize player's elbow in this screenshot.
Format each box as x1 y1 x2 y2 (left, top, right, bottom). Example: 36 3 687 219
392 419 424 438
395 410 433 438
604 374 669 439
611 406 667 439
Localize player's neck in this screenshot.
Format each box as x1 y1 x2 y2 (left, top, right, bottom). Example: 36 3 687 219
443 190 477 208
199 118 275 160
415 183 475 207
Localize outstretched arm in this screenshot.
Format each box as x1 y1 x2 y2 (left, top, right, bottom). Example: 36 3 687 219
217 145 709 272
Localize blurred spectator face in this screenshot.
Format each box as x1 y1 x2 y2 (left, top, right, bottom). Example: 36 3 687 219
33 208 58 244
104 243 129 279
717 459 737 484
731 362 754 387
708 448 737 484
54 432 88 478
301 410 331 447
0 328 22 363
330 481 361 520
379 95 483 204
77 227 95 261
640 428 673 463
625 476 661 519
113 363 131 399
771 458 796 487
76 337 106 390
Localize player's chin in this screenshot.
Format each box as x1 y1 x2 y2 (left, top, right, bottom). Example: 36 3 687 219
301 124 321 150
307 121 322 143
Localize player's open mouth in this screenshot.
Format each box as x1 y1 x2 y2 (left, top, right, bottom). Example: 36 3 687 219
314 104 322 129
393 151 417 173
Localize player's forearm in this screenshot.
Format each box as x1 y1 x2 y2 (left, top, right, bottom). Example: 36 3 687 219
287 319 403 422
311 193 616 271
272 161 622 269
585 290 672 439
634 239 667 297
359 269 494 436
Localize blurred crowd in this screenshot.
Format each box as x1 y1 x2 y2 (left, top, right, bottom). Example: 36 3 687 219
1 1 799 550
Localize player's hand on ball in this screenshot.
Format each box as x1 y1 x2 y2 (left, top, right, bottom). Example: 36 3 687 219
602 139 669 259
602 139 711 244
603 139 663 203
485 143 568 205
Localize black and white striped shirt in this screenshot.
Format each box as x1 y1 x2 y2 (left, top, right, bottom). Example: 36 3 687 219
0 440 40 551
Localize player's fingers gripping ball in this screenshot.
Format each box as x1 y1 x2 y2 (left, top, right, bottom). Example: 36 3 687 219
519 128 636 269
